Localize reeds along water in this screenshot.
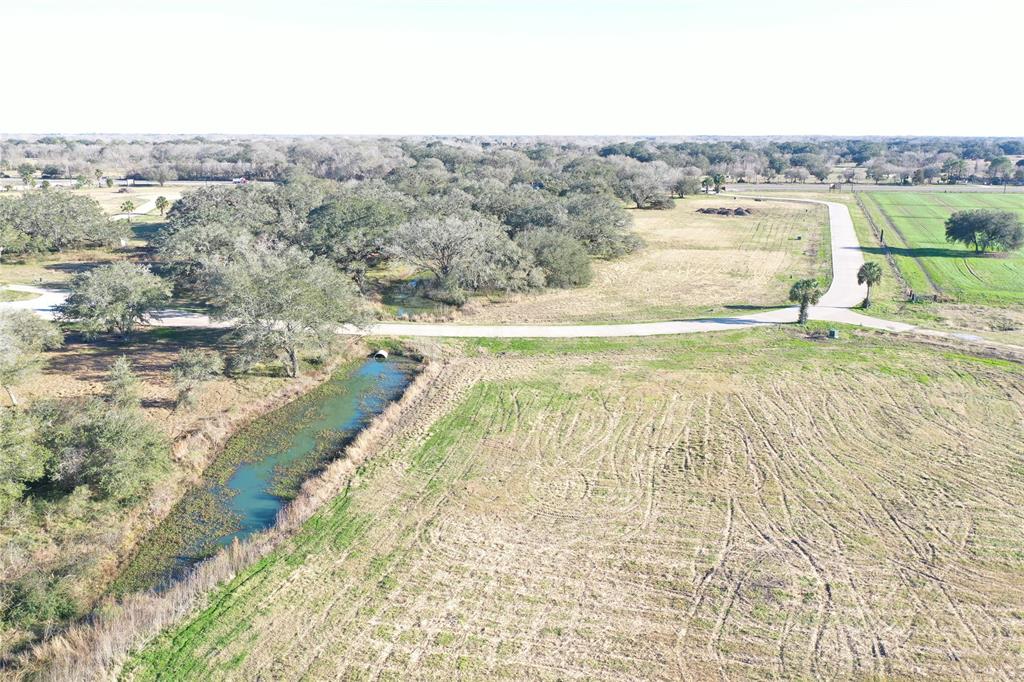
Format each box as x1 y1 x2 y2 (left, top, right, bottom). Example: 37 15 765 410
17 360 444 682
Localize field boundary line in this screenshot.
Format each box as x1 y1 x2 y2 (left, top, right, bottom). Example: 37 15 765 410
862 194 942 297
854 194 912 299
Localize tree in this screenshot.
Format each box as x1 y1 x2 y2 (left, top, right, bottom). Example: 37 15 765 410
105 177 114 188
611 159 673 208
942 157 967 184
155 196 169 216
711 173 726 193
105 356 141 408
857 262 883 308
701 177 712 194
17 163 35 187
564 193 637 257
0 191 121 252
988 156 1013 185
515 228 592 288
57 262 171 340
788 279 823 324
945 210 1024 254
36 397 169 504
171 349 223 409
303 186 408 283
673 177 702 198
0 311 63 406
0 222 31 265
152 165 176 186
0 409 50 514
389 215 512 294
209 244 364 378
120 200 135 222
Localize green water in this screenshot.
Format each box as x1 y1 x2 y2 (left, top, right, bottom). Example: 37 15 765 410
112 356 417 594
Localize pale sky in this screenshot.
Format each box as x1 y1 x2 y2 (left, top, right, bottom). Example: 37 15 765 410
6 0 1022 136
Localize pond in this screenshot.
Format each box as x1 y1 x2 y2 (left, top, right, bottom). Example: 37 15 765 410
111 355 418 594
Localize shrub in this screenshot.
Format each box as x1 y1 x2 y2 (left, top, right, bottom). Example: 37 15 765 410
172 349 224 409
35 398 170 505
647 196 676 210
516 229 593 288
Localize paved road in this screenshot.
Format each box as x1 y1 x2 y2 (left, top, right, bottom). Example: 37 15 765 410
0 197 917 337
111 198 158 220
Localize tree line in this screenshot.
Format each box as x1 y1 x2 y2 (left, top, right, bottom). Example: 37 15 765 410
4 135 1024 187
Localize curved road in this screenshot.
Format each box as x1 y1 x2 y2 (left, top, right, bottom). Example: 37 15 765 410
2 197 916 337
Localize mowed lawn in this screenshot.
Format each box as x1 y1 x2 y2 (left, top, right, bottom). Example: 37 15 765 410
126 329 1024 680
459 198 829 324
865 192 1024 305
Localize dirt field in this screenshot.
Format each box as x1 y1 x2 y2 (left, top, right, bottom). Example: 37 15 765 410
457 197 829 324
126 328 1024 680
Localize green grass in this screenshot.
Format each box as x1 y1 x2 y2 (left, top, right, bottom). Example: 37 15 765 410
866 192 1024 305
0 288 37 302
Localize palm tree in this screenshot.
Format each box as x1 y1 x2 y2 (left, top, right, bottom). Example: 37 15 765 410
120 200 135 223
701 177 712 194
155 196 169 216
712 173 726 194
789 278 823 324
857 262 883 308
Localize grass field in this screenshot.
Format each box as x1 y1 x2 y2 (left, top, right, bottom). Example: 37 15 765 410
764 191 1024 345
125 328 1024 680
457 197 829 324
864 192 1024 305
70 185 183 215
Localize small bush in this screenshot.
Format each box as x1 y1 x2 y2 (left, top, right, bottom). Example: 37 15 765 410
646 196 676 210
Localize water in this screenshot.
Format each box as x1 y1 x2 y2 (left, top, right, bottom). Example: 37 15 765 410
215 357 412 548
381 278 442 318
113 356 417 594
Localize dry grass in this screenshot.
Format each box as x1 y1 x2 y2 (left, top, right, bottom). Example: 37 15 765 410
458 198 829 324
16 359 446 681
0 330 366 660
67 186 183 215
109 329 1024 680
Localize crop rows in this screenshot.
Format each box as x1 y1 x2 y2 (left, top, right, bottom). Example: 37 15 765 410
867 192 1024 304
127 332 1024 680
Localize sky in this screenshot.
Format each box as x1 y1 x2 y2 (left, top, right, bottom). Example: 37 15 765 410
5 0 1023 137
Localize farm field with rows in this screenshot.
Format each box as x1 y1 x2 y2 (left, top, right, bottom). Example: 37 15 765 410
864 192 1024 305
126 329 1024 680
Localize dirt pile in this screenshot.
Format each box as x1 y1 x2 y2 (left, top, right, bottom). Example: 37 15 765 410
696 207 753 216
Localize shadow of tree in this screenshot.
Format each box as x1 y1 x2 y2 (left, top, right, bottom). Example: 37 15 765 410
861 245 985 259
